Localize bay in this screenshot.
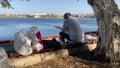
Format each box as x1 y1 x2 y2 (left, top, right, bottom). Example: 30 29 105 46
0 18 98 40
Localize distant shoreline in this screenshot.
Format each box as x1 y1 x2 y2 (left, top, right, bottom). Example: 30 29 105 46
0 13 95 18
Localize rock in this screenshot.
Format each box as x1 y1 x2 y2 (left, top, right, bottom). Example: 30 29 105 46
0 47 10 68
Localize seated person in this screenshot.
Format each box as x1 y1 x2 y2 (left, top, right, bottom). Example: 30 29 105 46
59 13 84 44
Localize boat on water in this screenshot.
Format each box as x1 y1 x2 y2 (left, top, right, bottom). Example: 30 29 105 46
0 31 98 67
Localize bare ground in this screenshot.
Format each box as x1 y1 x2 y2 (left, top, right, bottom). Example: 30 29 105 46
23 54 119 68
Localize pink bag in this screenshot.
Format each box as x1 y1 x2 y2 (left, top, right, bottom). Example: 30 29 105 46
27 26 43 51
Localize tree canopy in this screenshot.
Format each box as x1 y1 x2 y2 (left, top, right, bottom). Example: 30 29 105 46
0 0 12 8
0 0 29 9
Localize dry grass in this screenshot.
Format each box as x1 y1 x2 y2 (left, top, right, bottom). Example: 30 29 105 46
23 55 112 68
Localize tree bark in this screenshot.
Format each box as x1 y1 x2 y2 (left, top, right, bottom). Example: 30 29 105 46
88 0 120 62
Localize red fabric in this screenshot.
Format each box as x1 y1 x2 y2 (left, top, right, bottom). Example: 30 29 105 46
35 31 43 45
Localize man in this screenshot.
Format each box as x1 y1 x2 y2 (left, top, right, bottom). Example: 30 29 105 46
59 13 84 44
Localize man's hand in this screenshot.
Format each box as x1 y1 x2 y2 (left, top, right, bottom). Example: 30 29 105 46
54 25 62 30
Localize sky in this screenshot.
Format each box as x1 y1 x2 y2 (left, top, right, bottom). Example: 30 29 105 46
0 0 120 14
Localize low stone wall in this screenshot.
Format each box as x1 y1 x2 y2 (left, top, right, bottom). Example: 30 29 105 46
9 49 69 68
9 43 96 68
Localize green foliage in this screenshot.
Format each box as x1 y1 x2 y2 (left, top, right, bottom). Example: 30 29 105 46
0 0 13 9
0 0 29 9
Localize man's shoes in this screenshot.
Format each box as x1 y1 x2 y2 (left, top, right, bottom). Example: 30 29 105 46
66 40 74 44
59 41 65 45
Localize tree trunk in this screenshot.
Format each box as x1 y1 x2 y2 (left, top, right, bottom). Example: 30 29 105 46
88 0 120 62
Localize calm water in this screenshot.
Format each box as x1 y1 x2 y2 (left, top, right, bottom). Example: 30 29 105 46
0 18 98 40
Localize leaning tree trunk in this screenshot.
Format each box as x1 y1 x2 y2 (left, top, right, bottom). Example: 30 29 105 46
88 0 120 62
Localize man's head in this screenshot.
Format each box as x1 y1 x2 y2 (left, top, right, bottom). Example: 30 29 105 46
64 13 71 19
